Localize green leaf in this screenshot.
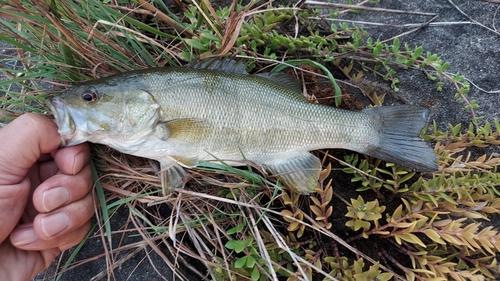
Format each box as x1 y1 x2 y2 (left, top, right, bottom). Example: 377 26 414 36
246 255 256 267
200 32 220 42
391 205 403 220
234 256 247 268
227 221 246 235
482 121 491 137
373 42 383 57
396 233 426 248
331 23 337 33
225 240 246 253
438 192 457 204
251 267 260 280
184 38 207 51
405 271 415 281
399 172 416 185
0 34 38 53
412 46 423 59
366 37 373 46
245 237 254 246
423 229 445 244
392 37 400 55
440 62 450 72
376 273 394 281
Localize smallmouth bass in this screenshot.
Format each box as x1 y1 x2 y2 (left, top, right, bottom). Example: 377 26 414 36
46 60 438 194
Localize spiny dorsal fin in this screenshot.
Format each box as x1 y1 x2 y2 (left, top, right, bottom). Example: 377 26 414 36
189 58 304 95
188 58 247 74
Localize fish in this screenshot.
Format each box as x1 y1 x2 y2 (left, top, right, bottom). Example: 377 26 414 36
46 60 438 195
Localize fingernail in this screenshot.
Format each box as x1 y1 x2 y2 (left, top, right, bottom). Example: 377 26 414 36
42 187 70 212
73 151 87 175
11 226 38 246
41 212 70 238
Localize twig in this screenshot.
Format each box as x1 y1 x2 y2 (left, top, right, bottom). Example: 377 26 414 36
476 0 500 4
303 1 438 16
310 17 475 28
448 0 500 36
463 77 500 94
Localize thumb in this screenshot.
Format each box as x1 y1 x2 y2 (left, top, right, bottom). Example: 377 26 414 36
0 113 61 185
0 114 61 242
0 178 31 242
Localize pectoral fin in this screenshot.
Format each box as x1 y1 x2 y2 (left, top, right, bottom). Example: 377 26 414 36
165 118 210 143
160 160 190 195
264 153 322 194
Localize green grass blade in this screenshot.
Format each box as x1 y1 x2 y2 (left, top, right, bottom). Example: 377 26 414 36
91 158 112 247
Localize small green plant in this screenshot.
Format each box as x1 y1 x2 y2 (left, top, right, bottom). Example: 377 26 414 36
225 236 263 280
345 196 386 236
337 120 500 280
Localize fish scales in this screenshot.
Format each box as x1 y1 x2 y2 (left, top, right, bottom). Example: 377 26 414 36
47 60 438 194
140 69 373 162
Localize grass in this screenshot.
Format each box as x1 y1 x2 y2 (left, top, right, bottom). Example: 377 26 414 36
1 0 500 280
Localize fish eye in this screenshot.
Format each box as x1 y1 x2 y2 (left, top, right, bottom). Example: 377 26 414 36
81 88 98 102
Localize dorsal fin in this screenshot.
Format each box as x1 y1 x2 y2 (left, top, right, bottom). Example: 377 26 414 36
188 58 248 74
255 72 303 95
188 58 304 95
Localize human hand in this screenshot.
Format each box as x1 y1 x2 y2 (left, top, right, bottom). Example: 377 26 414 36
0 113 94 281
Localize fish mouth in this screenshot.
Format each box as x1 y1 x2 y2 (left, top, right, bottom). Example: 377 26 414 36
46 97 84 147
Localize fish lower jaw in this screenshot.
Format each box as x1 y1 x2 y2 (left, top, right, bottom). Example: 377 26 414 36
57 126 93 147
95 134 154 156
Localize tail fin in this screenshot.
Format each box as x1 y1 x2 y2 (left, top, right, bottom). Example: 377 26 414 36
362 106 438 172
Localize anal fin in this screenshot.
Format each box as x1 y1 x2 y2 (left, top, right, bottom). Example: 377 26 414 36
264 153 322 194
160 160 190 195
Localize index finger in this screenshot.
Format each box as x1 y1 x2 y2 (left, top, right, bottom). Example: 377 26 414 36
0 113 61 185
